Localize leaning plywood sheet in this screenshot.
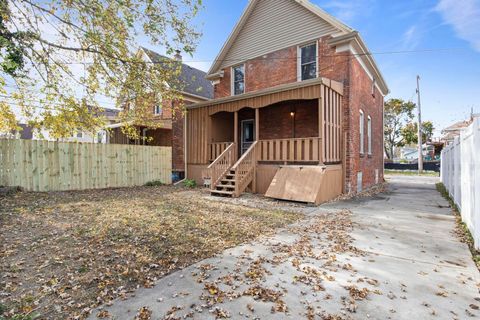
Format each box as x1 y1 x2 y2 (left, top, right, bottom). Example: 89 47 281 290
265 166 327 204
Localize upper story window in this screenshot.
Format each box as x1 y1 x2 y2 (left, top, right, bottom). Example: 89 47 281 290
359 110 365 155
367 116 372 155
232 64 245 95
299 43 317 81
154 104 162 115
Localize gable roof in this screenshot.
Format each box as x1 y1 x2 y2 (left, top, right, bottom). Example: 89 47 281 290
207 0 389 96
141 47 213 100
208 0 353 76
442 120 472 133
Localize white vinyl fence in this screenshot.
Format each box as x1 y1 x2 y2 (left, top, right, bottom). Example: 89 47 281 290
441 118 480 248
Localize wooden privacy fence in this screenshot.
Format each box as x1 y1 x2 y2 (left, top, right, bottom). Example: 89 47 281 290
0 139 172 192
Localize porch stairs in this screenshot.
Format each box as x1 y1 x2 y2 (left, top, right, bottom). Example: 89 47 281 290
211 169 237 197
207 142 257 198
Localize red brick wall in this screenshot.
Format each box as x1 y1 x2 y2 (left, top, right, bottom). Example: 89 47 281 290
171 100 193 173
259 100 318 140
345 59 384 192
212 36 384 192
214 67 231 98
146 128 171 146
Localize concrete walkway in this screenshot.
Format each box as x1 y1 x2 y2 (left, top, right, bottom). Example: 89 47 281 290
90 175 480 319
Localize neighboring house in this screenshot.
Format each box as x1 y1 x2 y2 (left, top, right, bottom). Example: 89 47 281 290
441 114 479 144
1 108 119 143
40 107 119 143
184 0 389 203
1 123 34 140
399 144 436 162
108 47 213 180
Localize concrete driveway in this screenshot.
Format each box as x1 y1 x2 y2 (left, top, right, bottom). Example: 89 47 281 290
90 175 480 319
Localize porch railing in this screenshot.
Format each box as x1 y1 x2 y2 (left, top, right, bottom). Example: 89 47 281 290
232 141 258 197
206 142 236 189
257 137 321 162
208 142 233 162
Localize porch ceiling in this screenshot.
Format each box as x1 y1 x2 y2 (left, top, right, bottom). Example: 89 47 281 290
187 77 343 115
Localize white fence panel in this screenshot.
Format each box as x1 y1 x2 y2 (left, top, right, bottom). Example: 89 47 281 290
441 118 480 248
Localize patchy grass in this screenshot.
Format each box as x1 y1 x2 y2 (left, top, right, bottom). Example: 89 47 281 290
0 186 302 319
436 183 480 268
385 169 439 177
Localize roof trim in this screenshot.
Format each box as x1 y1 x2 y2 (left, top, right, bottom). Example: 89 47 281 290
328 32 390 96
207 0 353 77
187 77 342 110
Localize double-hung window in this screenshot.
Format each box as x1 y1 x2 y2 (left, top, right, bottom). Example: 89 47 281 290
299 43 317 81
359 110 365 155
367 116 372 155
232 64 245 95
154 104 162 115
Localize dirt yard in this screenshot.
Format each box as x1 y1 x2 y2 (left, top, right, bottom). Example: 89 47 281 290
0 186 302 320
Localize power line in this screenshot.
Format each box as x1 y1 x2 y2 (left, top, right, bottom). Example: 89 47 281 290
23 47 469 65
3 51 358 103
0 91 118 107
0 94 118 111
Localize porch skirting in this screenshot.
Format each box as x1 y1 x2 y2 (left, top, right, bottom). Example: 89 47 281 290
187 163 342 204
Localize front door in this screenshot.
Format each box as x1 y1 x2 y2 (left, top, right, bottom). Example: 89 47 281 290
241 119 255 155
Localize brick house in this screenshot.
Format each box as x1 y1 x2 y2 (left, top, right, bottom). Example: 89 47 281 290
185 0 389 203
109 47 213 180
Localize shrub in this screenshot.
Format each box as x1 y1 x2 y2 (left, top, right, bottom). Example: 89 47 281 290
184 179 197 188
144 180 164 187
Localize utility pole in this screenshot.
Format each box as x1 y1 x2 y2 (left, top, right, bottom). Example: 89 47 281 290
416 75 424 174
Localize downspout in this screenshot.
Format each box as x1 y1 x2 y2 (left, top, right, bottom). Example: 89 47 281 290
174 111 188 185
142 128 148 145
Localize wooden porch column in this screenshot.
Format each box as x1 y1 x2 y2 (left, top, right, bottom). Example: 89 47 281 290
234 111 238 160
318 97 324 164
255 108 260 141
253 108 259 193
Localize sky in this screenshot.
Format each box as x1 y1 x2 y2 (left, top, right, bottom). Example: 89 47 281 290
141 0 480 137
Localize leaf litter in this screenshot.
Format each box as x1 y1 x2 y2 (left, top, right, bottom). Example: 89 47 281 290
0 186 301 319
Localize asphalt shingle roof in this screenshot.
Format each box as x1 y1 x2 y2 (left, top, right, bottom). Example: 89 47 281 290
141 47 213 100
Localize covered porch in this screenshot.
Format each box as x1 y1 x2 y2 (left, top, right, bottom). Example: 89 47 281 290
208 98 336 165
186 78 344 204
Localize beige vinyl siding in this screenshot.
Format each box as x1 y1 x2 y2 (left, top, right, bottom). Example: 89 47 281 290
220 0 340 70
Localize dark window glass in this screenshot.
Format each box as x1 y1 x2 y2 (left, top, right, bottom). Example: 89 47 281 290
302 64 317 81
300 43 317 80
233 65 245 95
301 44 316 63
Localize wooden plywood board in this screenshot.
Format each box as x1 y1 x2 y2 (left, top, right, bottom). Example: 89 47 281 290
265 165 342 204
315 165 342 204
256 164 280 194
265 166 327 203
